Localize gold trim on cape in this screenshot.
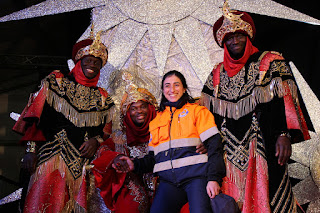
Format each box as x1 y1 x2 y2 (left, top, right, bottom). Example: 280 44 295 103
41 75 114 127
202 78 297 120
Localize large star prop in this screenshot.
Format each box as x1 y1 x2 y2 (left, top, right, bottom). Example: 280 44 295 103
0 0 319 98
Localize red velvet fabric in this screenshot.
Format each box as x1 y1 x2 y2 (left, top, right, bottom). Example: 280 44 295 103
91 138 127 212
92 138 153 213
13 74 48 144
71 39 93 64
221 140 270 213
20 123 46 144
24 163 88 212
242 141 270 212
259 52 310 141
24 169 68 212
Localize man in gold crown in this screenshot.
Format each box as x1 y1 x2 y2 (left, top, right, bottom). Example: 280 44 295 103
13 32 114 213
202 1 310 212
91 72 158 213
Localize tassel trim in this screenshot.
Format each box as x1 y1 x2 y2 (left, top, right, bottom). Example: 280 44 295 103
28 155 89 213
203 78 297 120
62 200 87 213
43 80 114 127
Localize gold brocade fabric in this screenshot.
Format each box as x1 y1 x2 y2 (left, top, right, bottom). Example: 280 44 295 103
44 73 114 127
202 59 297 120
37 129 88 179
221 114 266 172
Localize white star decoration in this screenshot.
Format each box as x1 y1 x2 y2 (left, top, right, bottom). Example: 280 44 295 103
1 1 320 211
0 0 319 98
289 62 320 212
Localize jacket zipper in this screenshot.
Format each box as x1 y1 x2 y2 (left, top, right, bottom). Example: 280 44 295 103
168 106 178 184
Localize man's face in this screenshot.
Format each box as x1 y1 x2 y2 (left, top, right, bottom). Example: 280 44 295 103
129 100 150 127
225 33 247 59
81 55 102 79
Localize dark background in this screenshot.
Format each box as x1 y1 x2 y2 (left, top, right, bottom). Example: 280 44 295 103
0 0 319 211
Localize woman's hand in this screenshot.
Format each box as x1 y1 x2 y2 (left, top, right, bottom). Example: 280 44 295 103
206 181 220 199
80 138 100 158
112 155 134 173
21 153 37 174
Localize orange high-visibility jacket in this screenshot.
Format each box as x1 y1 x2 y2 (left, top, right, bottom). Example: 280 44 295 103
148 102 220 184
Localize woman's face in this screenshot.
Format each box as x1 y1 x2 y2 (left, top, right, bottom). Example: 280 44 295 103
162 75 186 103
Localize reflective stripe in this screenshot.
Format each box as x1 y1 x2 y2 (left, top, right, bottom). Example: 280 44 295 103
148 146 154 152
153 138 201 155
153 154 208 173
199 126 219 142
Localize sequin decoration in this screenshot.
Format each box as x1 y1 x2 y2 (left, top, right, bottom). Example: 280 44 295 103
0 188 22 205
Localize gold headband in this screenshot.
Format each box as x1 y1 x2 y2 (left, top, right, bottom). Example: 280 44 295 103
75 31 108 66
120 72 157 115
216 0 253 46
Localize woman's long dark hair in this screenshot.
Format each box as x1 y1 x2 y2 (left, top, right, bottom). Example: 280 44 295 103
159 70 195 112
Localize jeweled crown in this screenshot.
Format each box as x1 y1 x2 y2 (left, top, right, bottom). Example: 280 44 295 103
75 31 108 66
120 72 157 115
216 0 253 46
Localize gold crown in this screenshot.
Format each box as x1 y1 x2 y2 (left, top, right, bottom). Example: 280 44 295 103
216 0 253 46
75 31 108 66
120 72 157 115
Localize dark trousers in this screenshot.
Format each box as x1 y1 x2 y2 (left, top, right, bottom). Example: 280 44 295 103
150 178 212 213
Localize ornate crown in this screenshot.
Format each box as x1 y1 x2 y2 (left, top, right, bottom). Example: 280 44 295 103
120 72 157 115
216 0 254 46
75 31 108 66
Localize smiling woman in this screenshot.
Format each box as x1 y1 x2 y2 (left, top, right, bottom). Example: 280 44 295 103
159 70 194 112
162 75 186 103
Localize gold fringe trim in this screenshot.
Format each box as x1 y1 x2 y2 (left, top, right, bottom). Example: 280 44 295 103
225 159 247 203
43 80 114 127
87 172 97 202
225 145 269 209
203 78 297 120
62 200 87 213
28 154 89 213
